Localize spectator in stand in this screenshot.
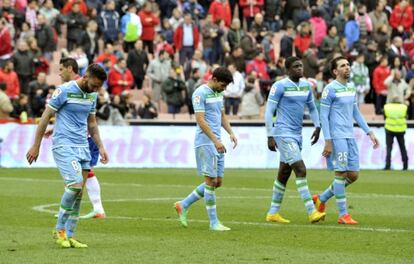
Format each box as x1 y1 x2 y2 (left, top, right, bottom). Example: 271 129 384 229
338 0 355 16
351 53 370 104
0 0 25 29
19 22 35 43
294 21 312 58
227 18 245 51
185 68 202 116
202 14 218 65
139 2 160 54
154 34 175 57
224 63 244 116
302 43 321 79
355 4 372 38
239 0 264 30
95 43 118 65
0 60 19 100
108 58 134 96
187 50 208 79
403 31 414 58
263 0 281 32
384 69 411 105
331 7 346 37
321 25 339 58
123 92 138 119
285 0 310 26
372 56 391 114
146 50 171 103
162 68 186 116
35 14 56 62
174 13 199 65
0 18 12 67
0 82 13 118
160 18 174 45
246 51 269 80
368 1 389 33
392 56 407 81
26 0 38 31
62 0 88 16
158 0 177 19
12 40 34 95
224 46 246 73
96 91 112 125
250 13 268 43
28 72 49 117
10 94 31 122
80 20 99 63
344 12 360 50
120 4 142 52
389 0 413 38
309 8 327 48
98 0 120 44
183 0 205 27
66 2 88 51
279 21 294 59
240 32 257 61
388 36 408 66
138 92 158 119
39 0 61 33
169 7 184 31
374 24 390 54
127 40 149 90
208 0 231 28
239 75 264 119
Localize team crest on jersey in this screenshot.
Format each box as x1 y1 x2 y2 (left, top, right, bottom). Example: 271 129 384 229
194 95 201 105
52 88 62 99
269 86 276 96
321 88 329 99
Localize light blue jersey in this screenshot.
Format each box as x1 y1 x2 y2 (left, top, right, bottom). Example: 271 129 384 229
320 80 370 139
48 80 97 149
192 84 224 147
265 77 320 139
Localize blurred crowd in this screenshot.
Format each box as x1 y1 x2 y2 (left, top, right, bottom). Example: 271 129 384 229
1 0 414 124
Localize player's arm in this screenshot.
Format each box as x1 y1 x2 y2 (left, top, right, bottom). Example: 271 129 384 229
306 89 321 145
353 103 379 149
320 87 333 157
221 109 237 149
87 114 109 164
26 107 55 164
265 83 282 151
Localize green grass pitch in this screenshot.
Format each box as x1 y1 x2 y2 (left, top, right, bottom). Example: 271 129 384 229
0 168 413 263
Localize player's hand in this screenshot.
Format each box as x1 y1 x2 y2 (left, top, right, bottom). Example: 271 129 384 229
230 134 238 149
26 145 39 165
44 127 53 138
267 137 277 152
322 140 332 157
99 147 109 164
368 132 380 149
214 141 226 153
311 127 321 145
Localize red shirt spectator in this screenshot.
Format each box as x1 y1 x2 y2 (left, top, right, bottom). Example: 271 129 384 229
389 1 414 33
0 21 12 59
294 33 312 58
372 59 391 95
173 21 199 51
95 43 118 65
108 59 134 95
0 61 20 99
239 0 264 19
62 0 88 16
138 5 160 42
208 0 231 28
246 53 270 80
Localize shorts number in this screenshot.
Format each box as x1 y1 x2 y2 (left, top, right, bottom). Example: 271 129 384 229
337 152 348 162
288 143 297 151
71 161 80 171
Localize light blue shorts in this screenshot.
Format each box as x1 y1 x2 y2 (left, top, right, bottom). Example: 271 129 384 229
275 137 303 165
327 138 360 172
195 145 224 178
52 146 91 186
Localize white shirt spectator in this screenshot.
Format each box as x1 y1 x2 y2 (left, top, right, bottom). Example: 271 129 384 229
224 70 244 98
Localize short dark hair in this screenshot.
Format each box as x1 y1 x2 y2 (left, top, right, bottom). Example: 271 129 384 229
86 64 107 82
330 56 348 75
212 66 233 85
60 57 79 74
285 56 301 70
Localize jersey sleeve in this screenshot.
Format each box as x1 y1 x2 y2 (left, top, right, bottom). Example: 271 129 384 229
306 86 320 128
47 86 67 111
320 86 334 140
265 82 284 136
90 93 97 115
192 89 206 112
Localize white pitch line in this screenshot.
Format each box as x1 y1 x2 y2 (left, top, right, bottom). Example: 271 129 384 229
32 201 413 234
3 176 414 199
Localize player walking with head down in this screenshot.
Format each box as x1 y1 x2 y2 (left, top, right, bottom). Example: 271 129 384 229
174 66 237 231
265 56 326 224
314 56 379 225
26 64 109 248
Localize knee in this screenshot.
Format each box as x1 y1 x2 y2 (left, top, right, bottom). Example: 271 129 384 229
293 164 306 177
346 172 358 183
215 179 222 188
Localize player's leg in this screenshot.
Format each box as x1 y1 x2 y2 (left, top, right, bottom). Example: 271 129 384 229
384 130 394 170
81 170 106 219
53 147 83 248
395 132 408 170
266 161 291 223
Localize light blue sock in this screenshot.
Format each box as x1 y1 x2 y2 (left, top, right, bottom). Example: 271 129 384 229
334 176 347 216
66 191 83 238
56 186 81 231
320 178 352 203
268 180 285 215
181 183 205 209
204 185 219 226
295 177 316 215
